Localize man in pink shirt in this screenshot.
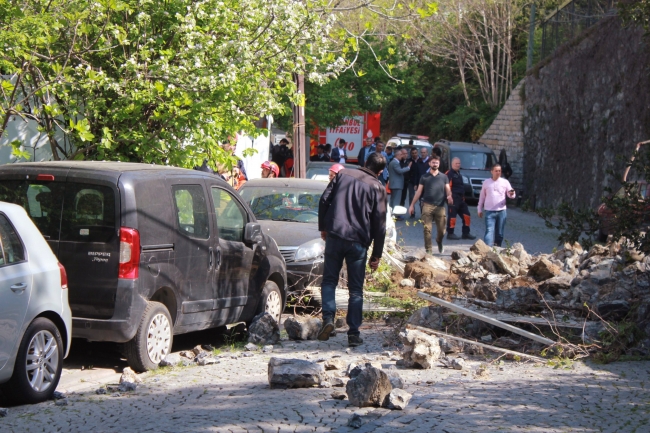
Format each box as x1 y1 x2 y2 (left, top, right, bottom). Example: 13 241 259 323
477 164 516 247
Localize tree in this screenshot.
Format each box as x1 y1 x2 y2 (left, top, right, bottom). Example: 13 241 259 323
0 0 341 167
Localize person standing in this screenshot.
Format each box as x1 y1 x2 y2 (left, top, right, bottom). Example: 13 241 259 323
478 164 516 247
385 146 394 163
446 157 476 240
408 155 452 254
368 142 389 185
310 144 330 162
317 152 387 347
387 149 411 219
403 147 419 214
331 139 347 163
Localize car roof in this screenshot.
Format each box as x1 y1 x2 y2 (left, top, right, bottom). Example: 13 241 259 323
306 161 358 170
2 161 194 172
387 137 432 148
242 178 328 189
440 141 494 152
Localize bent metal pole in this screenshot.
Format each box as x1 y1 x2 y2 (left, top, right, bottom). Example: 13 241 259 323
416 291 555 346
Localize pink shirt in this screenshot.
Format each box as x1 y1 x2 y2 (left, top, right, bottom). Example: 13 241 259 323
478 177 515 213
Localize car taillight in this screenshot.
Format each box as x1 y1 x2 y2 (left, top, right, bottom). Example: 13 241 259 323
118 227 141 279
58 263 68 289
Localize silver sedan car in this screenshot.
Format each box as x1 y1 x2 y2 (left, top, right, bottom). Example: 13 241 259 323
0 202 72 404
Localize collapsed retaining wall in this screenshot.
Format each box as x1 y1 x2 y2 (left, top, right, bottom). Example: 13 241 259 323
523 16 650 209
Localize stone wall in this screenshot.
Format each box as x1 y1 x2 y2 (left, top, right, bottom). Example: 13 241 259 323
523 16 650 209
480 80 525 192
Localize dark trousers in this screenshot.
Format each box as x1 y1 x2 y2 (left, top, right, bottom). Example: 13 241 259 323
447 195 471 235
400 184 408 206
321 234 367 336
406 183 418 214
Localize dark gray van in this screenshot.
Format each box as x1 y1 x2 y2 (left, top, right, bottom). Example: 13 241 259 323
0 162 286 371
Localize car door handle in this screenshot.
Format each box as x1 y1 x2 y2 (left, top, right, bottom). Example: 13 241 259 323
215 248 222 269
10 283 27 293
208 247 213 271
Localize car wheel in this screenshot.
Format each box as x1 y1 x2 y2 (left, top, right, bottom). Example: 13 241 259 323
3 317 64 404
125 301 173 372
258 281 283 324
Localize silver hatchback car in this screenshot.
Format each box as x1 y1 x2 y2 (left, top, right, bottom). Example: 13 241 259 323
0 202 72 404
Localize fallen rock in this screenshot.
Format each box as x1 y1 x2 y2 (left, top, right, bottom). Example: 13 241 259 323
488 251 520 277
400 279 415 287
470 239 492 256
451 250 468 260
511 243 531 266
451 358 466 370
52 391 66 400
95 388 107 395
404 261 448 288
528 258 563 282
268 358 328 389
324 358 347 371
403 249 427 262
407 306 443 330
262 345 274 353
284 316 322 340
0 408 7 417
319 381 332 388
346 366 392 407
385 369 405 389
335 317 346 328
331 390 347 400
539 275 572 296
383 388 412 410
496 287 540 311
197 356 219 366
439 337 464 354
248 312 280 345
55 398 68 407
118 382 137 392
245 342 258 351
331 377 349 387
398 329 441 369
348 414 365 429
192 345 205 355
160 353 182 367
120 367 142 384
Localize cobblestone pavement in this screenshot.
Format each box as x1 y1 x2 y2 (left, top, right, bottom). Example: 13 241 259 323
3 321 649 433
397 205 561 257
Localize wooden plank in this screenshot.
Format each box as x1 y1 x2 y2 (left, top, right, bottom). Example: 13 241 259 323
417 291 556 346
406 324 547 364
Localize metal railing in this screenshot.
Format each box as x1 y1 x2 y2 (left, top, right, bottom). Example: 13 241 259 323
539 0 617 60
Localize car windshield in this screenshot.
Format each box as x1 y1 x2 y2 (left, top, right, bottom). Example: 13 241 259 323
239 186 324 223
452 151 496 170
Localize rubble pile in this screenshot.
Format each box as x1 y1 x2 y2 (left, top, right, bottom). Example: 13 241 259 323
399 238 650 356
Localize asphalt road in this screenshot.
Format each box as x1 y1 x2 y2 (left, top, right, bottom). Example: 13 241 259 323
396 202 561 257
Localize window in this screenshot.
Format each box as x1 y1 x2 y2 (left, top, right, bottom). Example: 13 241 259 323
60 183 116 243
211 188 246 242
172 185 209 239
239 186 323 223
0 214 25 265
0 181 64 240
451 151 496 170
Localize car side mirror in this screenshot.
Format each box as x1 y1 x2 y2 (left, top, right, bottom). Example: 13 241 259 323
244 222 263 244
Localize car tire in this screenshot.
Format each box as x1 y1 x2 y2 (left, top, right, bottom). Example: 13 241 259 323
125 301 173 372
257 281 283 324
3 317 64 404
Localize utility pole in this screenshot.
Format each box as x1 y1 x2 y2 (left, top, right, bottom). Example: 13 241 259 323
292 73 306 178
527 2 537 70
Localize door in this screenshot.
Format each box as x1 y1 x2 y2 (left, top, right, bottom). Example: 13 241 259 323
0 213 33 371
207 186 254 324
168 181 214 325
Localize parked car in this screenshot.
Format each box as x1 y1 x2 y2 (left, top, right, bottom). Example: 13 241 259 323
433 140 498 202
239 177 400 297
306 161 358 181
0 162 286 372
0 202 71 404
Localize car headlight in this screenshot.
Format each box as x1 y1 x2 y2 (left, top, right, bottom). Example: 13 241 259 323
462 175 470 185
294 238 325 262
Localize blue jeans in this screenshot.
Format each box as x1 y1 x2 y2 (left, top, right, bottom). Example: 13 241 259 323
321 234 367 336
484 209 507 247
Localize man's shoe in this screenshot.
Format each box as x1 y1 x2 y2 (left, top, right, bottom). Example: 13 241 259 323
447 233 461 240
462 233 477 240
437 242 445 254
317 320 335 341
348 335 364 347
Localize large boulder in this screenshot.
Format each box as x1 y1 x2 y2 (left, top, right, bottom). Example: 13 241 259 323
284 316 322 340
398 329 442 369
487 251 520 277
345 366 392 408
268 358 328 389
527 257 563 282
470 239 492 256
248 312 280 345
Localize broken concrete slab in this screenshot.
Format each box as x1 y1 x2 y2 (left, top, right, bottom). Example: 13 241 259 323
399 328 442 369
268 358 328 389
528 257 563 282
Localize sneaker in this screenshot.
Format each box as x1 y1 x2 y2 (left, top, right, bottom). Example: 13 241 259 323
348 335 364 347
317 319 335 341
447 233 461 240
437 242 445 254
462 233 477 240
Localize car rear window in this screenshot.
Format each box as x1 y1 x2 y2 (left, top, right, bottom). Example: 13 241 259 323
60 183 117 243
451 151 496 170
0 181 64 240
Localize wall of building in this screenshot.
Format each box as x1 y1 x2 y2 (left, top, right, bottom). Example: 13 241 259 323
522 16 650 209
479 80 525 192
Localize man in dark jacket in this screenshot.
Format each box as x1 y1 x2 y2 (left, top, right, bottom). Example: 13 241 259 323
310 144 330 162
446 157 476 240
317 152 387 347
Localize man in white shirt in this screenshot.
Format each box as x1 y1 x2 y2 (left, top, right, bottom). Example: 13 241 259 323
331 139 347 163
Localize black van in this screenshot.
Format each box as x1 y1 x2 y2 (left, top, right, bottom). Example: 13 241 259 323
0 162 287 371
